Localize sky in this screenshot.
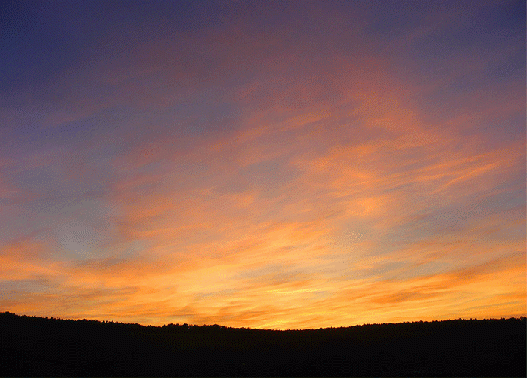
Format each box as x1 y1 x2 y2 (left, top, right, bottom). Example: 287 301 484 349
0 0 525 330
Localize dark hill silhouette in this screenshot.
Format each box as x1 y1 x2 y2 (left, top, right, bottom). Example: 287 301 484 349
0 311 525 377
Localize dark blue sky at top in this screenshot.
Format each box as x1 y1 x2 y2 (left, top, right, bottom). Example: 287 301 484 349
1 0 218 90
2 0 524 96
0 0 522 201
1 0 524 153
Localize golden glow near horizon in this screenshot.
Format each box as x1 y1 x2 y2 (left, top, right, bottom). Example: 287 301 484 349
0 1 525 329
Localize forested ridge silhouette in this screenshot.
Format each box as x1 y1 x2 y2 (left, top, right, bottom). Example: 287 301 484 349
1 311 525 377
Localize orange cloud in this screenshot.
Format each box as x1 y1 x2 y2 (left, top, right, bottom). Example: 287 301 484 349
2 1 524 329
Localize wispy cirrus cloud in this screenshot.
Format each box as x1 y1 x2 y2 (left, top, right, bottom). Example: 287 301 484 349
0 0 524 329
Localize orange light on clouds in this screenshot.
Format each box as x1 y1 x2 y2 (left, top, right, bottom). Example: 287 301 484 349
0 1 525 329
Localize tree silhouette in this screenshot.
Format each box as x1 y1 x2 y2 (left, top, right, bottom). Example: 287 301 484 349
0 311 525 377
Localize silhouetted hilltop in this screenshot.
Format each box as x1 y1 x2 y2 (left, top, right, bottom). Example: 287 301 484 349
1 311 525 377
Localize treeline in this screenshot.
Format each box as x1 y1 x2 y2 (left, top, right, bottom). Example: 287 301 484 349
0 311 525 376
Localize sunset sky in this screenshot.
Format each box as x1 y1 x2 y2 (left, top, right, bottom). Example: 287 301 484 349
1 0 525 330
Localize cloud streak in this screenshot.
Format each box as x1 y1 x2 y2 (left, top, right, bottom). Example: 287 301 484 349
1 0 524 329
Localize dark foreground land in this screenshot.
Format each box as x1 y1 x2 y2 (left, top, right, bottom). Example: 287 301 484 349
0 312 525 377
